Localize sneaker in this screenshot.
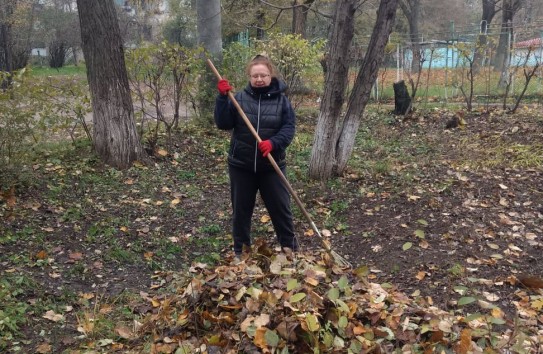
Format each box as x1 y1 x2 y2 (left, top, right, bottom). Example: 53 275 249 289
231 253 243 265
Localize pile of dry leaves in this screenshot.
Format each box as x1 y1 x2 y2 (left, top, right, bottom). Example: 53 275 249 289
129 239 542 353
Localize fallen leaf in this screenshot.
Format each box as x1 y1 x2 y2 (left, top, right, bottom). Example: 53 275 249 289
304 277 319 286
290 293 306 303
115 325 135 339
36 250 48 260
42 310 64 322
531 298 543 310
518 275 543 289
305 313 320 332
483 292 500 301
69 252 83 261
419 240 429 249
253 327 268 349
455 329 472 354
457 297 476 306
35 343 52 353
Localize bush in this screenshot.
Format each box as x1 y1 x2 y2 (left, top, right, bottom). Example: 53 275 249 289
221 34 324 108
125 42 205 146
0 68 91 190
255 33 325 99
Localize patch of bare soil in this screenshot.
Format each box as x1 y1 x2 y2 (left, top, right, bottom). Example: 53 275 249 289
304 109 543 317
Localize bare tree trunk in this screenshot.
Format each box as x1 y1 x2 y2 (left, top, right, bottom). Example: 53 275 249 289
256 9 266 39
399 0 421 73
197 0 222 122
197 0 222 57
308 0 357 180
0 2 14 88
335 0 399 174
76 0 145 169
0 23 12 88
292 0 314 38
494 0 524 81
473 0 498 74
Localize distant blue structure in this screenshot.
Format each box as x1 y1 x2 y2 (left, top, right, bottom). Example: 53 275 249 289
403 38 542 69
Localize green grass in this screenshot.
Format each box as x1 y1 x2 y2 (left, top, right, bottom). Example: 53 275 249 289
29 65 86 77
0 274 36 349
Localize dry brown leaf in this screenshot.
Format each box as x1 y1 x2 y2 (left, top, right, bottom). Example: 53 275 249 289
99 304 114 314
353 325 366 335
68 251 83 261
419 240 429 249
115 324 135 339
253 327 268 349
36 250 48 260
276 321 298 341
321 229 332 237
42 310 64 322
0 186 16 207
254 313 270 328
455 328 472 354
517 275 543 289
79 292 94 300
35 343 52 354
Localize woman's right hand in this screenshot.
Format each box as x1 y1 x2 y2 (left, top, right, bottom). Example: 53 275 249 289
217 79 233 96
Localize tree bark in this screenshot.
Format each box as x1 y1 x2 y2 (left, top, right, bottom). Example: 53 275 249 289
76 0 145 169
197 0 222 57
473 0 498 74
308 0 357 180
335 0 399 174
494 0 523 78
399 0 421 73
197 0 222 122
0 2 14 88
292 0 314 38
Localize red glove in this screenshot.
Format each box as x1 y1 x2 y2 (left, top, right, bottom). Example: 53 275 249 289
258 140 273 157
217 79 233 95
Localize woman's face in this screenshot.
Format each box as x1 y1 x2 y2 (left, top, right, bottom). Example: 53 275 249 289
249 63 272 88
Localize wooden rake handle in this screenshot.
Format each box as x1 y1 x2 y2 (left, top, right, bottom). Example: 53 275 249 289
206 59 328 247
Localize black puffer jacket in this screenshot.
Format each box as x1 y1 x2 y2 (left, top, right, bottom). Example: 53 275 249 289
214 78 295 172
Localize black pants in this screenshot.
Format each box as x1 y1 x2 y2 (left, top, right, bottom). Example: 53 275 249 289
229 164 297 254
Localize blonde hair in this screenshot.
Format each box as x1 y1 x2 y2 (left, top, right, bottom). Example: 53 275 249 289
245 54 278 78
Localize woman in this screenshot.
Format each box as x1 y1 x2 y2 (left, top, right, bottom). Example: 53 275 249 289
214 55 297 258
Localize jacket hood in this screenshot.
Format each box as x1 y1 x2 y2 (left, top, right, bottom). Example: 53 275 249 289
244 77 287 97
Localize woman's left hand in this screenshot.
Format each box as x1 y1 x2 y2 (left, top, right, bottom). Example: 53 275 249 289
258 140 273 157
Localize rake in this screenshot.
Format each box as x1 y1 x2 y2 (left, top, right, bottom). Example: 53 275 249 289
207 59 351 268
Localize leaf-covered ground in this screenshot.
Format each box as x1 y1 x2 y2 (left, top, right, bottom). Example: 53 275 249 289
1 107 542 353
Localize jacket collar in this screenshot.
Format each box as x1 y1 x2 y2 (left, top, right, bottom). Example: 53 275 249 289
244 77 287 97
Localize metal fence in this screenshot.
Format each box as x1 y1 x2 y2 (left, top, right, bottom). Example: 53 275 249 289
357 29 543 109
